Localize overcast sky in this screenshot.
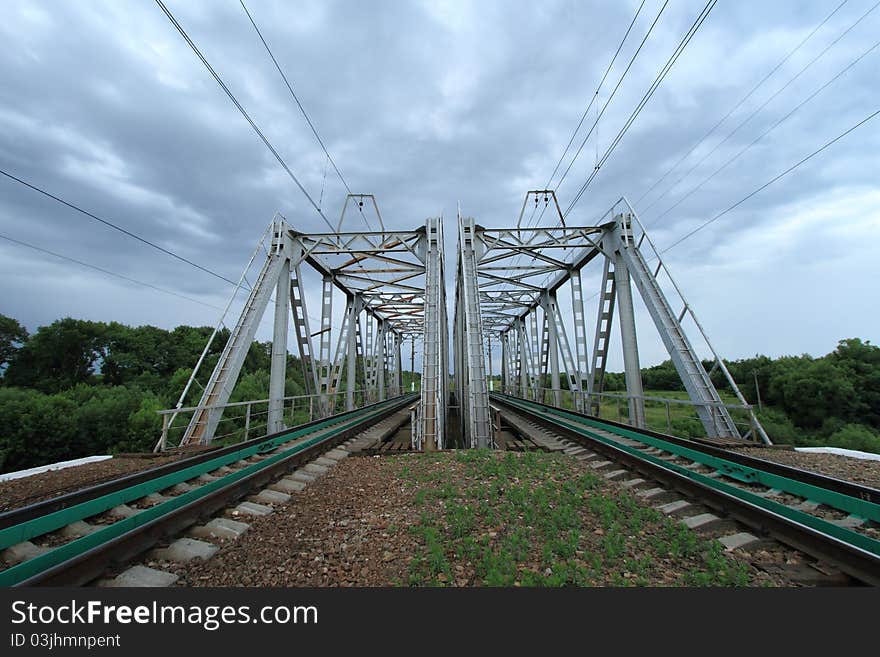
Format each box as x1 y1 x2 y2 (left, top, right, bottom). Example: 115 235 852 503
1 0 878 372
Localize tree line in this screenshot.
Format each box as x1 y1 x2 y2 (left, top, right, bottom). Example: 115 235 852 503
602 337 880 453
0 314 877 471
0 315 419 473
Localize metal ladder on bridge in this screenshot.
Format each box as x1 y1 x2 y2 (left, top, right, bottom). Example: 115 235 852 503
588 256 617 412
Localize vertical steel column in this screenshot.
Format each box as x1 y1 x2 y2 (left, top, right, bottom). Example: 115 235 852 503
393 332 402 397
410 337 415 392
530 309 540 401
570 268 589 410
499 333 507 393
318 275 333 416
268 257 291 434
346 294 361 411
541 291 562 407
613 251 646 428
376 319 386 401
456 216 492 448
518 317 529 398
421 216 446 450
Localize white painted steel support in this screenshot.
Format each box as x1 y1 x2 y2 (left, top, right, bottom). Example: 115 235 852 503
454 215 492 448
173 212 436 449
612 248 647 429
318 274 333 416
460 195 769 444
268 257 291 434
181 220 290 445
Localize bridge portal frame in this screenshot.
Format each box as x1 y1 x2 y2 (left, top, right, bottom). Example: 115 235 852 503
163 204 444 449
457 195 770 445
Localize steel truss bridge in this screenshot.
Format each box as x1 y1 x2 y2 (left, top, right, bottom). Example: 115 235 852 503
157 195 769 452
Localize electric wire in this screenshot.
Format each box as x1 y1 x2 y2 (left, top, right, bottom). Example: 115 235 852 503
237 0 375 232
564 0 719 218
642 0 879 219
542 0 647 194
0 232 225 312
661 106 880 253
0 168 242 288
524 0 649 232
633 0 849 208
548 0 672 209
154 0 336 233
646 34 880 227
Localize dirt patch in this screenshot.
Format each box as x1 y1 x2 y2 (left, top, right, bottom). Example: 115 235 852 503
174 451 783 587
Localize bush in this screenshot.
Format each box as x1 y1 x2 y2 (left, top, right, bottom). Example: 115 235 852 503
670 417 705 439
0 388 79 472
825 424 880 455
754 408 802 446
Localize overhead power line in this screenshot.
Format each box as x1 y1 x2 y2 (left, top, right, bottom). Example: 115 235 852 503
647 34 880 227
237 0 375 232
642 0 879 218
543 0 648 194
0 168 241 288
524 0 650 232
633 0 850 208
661 106 880 254
564 0 719 218
0 232 225 311
155 0 336 233
550 0 672 204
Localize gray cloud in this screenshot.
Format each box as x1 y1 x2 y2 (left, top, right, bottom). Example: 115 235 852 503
1 0 878 370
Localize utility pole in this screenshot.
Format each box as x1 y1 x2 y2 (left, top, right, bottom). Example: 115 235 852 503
753 370 763 412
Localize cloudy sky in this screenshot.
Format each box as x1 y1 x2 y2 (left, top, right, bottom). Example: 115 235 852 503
1 0 878 373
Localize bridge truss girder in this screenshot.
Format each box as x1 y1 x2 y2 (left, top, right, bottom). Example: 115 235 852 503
177 208 439 447
460 196 770 445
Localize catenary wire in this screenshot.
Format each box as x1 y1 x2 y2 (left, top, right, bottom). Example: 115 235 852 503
564 0 719 218
237 0 375 232
0 168 242 288
155 0 336 233
641 0 878 217
661 107 880 253
0 232 226 312
646 35 880 227
633 0 849 208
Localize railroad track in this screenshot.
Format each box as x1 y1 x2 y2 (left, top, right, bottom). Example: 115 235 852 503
490 393 880 586
0 394 418 587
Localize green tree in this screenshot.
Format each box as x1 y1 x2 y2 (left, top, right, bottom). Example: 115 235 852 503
0 388 79 471
0 314 28 374
4 318 106 393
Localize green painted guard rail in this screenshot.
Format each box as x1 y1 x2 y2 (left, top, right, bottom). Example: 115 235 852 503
0 395 415 587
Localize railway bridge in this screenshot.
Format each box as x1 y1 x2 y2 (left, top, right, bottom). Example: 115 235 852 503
3 195 879 589
154 194 768 454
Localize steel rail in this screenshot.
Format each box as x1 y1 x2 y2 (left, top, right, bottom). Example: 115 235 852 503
1 394 417 587
0 396 412 531
491 393 880 585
